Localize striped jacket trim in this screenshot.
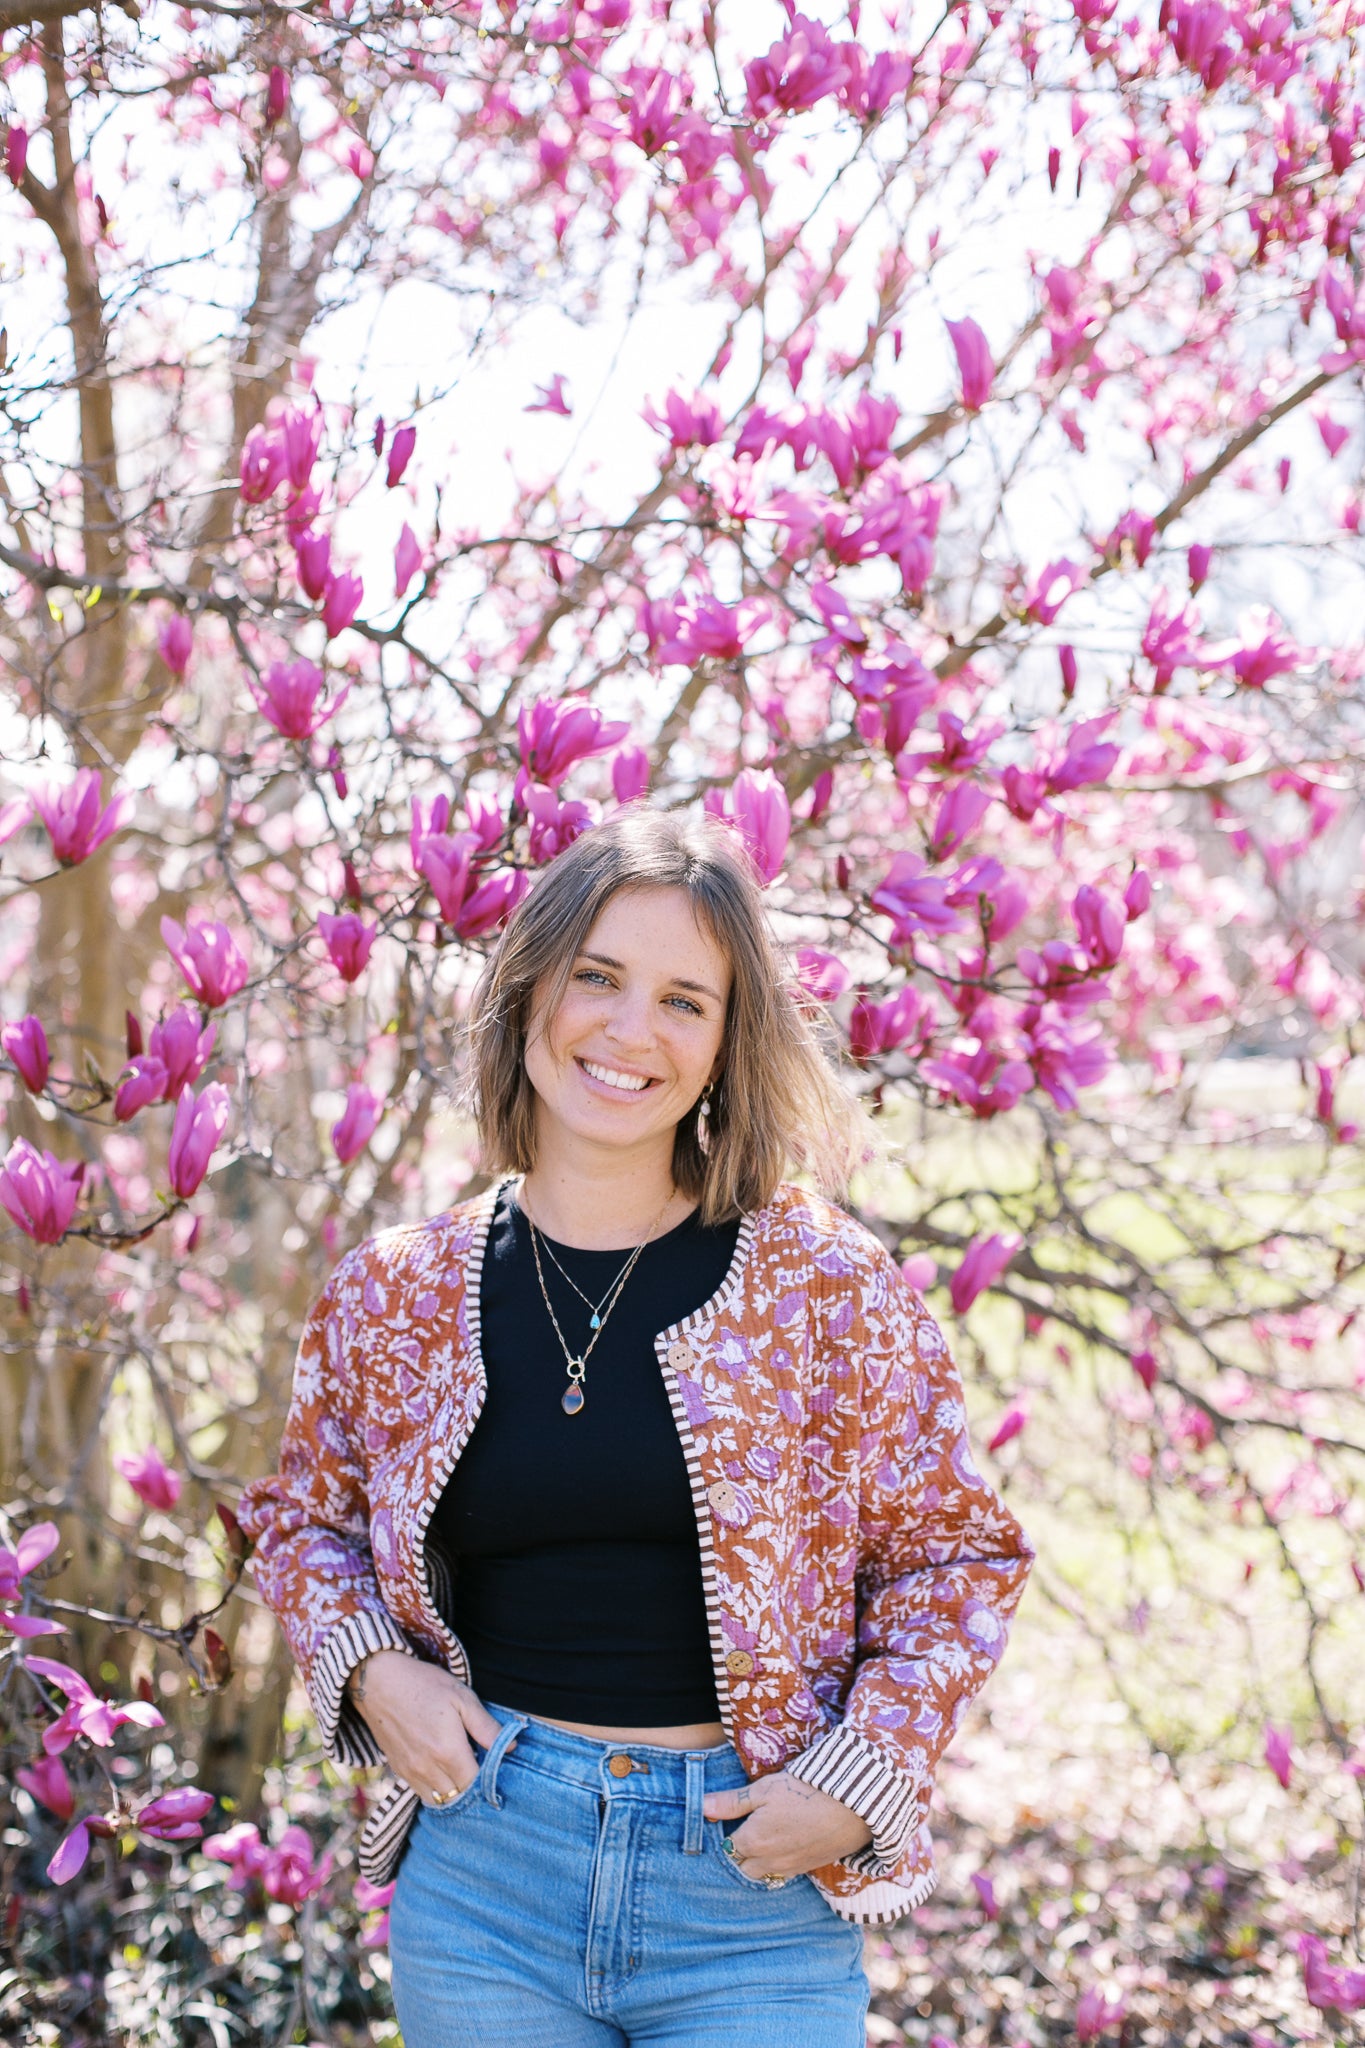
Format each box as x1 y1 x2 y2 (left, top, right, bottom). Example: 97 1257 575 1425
786 1723 928 1874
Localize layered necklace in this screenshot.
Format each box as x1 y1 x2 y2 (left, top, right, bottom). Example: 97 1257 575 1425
521 1184 673 1415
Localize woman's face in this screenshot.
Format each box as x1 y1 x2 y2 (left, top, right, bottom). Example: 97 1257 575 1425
524 885 731 1165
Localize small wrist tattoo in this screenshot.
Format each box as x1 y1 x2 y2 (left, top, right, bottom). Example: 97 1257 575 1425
348 1657 370 1704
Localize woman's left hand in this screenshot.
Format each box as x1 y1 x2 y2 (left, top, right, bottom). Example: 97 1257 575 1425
702 1772 872 1881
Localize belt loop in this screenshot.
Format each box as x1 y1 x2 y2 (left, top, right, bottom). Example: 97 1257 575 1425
482 1712 527 1808
682 1753 706 1854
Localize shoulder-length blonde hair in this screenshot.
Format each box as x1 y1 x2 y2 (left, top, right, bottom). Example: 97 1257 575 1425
464 805 866 1224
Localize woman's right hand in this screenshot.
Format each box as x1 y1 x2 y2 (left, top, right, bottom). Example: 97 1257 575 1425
347 1651 505 1803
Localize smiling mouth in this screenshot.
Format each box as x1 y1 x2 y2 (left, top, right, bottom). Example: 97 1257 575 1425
576 1058 659 1095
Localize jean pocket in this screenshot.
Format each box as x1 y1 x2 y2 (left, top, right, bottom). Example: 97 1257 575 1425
417 1756 484 1818
713 1818 800 1893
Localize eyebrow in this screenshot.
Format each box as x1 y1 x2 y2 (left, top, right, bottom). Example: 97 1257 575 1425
577 950 725 1003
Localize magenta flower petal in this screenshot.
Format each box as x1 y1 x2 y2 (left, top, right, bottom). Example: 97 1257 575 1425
47 1820 91 1885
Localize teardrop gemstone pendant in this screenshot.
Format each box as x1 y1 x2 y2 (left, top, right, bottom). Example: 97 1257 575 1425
589 1312 601 1330
562 1385 585 1416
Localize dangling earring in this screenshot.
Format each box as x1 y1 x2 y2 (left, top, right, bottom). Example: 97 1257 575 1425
697 1083 714 1150
698 1084 713 1122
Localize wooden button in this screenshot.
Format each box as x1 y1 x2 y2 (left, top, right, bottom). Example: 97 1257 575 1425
725 1650 755 1677
665 1340 692 1370
608 1754 634 1777
707 1480 739 1517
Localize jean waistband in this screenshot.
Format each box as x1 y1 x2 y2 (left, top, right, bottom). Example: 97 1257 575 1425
482 1701 747 1838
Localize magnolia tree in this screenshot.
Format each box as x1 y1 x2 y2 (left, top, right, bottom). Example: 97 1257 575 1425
2 0 1364 2030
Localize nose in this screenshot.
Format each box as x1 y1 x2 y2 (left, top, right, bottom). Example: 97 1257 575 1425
601 986 656 1052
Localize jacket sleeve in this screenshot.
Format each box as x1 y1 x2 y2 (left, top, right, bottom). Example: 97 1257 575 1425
787 1241 1033 1876
237 1262 416 1769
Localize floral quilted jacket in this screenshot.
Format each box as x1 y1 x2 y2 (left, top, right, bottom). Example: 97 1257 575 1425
239 1177 1033 1925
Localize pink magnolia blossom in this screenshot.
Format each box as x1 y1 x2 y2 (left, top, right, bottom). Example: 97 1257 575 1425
655 595 769 665
1021 1008 1110 1111
849 986 929 1061
149 1008 216 1099
317 911 375 983
1124 870 1152 920
6 123 29 186
927 782 992 862
1187 542 1212 590
116 1445 183 1512
322 571 363 638
952 1233 1023 1314
745 13 854 118
0 794 30 844
114 1055 170 1122
262 1824 333 1906
0 1522 66 1638
167 1082 230 1198
32 770 133 866
3 1014 49 1093
161 916 249 1008
1223 612 1302 688
265 63 289 124
386 424 417 487
1315 411 1350 458
251 657 345 740
1073 885 1125 969
454 868 530 937
239 424 287 503
294 528 332 601
1076 1985 1127 2041
971 1871 1000 1918
645 389 725 448
355 1874 397 1946
524 785 595 864
922 1043 1032 1117
0 1522 60 1602
1299 1934 1365 2013
203 1820 269 1889
332 1083 382 1164
157 614 193 677
870 853 966 940
47 1821 92 1886
946 316 994 410
417 830 477 922
278 406 322 490
947 857 1029 943
795 948 851 1003
526 374 572 416
517 698 630 784
0 1141 83 1245
1264 1722 1293 1788
900 1253 937 1292
136 1787 215 1841
986 1404 1028 1452
25 1654 164 1754
394 522 423 598
728 768 790 885
1022 557 1087 625
1044 714 1120 793
16 1754 74 1818
611 745 650 804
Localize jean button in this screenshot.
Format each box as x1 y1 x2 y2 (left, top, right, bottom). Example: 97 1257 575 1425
607 1754 634 1778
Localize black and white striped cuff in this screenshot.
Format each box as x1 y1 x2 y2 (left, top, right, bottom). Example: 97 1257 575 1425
310 1610 414 1769
786 1725 928 1874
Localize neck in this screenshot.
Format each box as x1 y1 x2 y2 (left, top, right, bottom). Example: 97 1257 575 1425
518 1134 687 1250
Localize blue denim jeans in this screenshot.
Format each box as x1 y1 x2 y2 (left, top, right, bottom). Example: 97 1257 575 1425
387 1703 869 2046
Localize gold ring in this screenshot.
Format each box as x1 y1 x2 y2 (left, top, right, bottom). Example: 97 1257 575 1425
429 1787 460 1806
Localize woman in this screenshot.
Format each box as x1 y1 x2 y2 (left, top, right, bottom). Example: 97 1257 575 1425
240 807 1033 2048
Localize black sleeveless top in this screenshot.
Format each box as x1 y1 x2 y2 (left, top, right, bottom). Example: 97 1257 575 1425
426 1186 741 1723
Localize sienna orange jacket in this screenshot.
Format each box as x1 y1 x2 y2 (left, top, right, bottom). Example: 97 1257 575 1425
239 1178 1033 1925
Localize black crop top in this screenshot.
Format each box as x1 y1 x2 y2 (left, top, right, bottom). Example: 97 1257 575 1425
426 1186 741 1724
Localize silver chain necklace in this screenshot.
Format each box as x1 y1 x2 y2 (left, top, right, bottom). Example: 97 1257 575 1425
522 1188 672 1415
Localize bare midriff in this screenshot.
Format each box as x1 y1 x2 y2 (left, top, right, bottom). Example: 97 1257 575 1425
529 1714 727 1749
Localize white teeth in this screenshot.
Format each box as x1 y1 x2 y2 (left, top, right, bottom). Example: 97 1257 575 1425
581 1060 651 1093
